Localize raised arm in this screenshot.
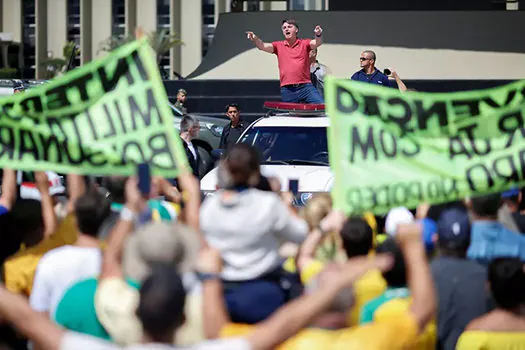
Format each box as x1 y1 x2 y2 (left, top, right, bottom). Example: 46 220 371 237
35 172 58 238
246 31 274 53
310 25 323 50
390 70 408 92
397 223 436 332
0 168 16 211
65 174 86 215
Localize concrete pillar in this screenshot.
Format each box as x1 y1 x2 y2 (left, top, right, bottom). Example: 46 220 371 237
214 0 226 24
170 0 181 79
125 0 137 36
35 0 48 79
80 0 92 64
136 0 157 33
90 0 112 59
2 0 22 42
269 1 287 10
179 0 202 76
47 0 67 60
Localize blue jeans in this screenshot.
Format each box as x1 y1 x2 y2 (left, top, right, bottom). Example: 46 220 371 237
280 83 324 104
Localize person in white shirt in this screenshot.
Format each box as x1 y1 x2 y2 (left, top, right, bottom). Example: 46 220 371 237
29 188 110 318
180 115 201 179
200 144 309 323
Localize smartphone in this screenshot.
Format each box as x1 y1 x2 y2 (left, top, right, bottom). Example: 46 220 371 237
383 68 391 76
137 163 151 197
288 179 299 194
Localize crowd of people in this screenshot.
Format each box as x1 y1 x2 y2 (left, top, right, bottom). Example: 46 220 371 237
0 16 523 350
0 140 524 349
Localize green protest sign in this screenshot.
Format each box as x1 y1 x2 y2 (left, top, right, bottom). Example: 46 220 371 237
326 77 525 215
0 39 188 177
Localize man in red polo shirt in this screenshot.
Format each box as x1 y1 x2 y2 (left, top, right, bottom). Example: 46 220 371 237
246 19 324 104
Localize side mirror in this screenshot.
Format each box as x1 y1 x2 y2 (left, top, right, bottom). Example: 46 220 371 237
211 149 224 160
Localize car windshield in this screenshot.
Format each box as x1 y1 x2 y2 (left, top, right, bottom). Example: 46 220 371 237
239 126 329 165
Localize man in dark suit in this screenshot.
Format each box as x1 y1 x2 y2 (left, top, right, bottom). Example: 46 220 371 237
179 115 201 179
219 103 247 150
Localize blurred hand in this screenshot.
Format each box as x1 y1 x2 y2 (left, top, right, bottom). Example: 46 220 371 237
416 202 430 219
389 69 398 78
281 191 295 206
34 172 49 194
153 176 181 202
319 210 346 233
125 177 146 213
396 223 423 247
177 172 199 196
246 31 257 41
314 25 323 36
196 246 222 274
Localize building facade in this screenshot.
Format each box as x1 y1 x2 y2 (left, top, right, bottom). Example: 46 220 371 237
0 0 327 80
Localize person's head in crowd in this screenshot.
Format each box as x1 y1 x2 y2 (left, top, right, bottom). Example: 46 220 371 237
303 193 332 231
176 89 187 104
502 187 521 214
137 265 187 343
384 207 414 236
13 83 26 94
223 144 260 188
340 217 374 259
179 115 200 141
309 48 318 64
469 193 502 220
105 176 127 204
74 189 111 237
11 199 44 247
360 50 376 70
281 19 299 41
225 103 241 126
488 258 525 313
376 237 406 288
435 208 471 258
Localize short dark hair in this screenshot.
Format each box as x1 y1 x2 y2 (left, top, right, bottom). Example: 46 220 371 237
137 265 186 341
104 176 127 204
376 237 407 288
282 19 299 29
225 144 260 187
225 103 240 112
74 190 111 237
340 217 374 258
471 193 501 218
489 258 525 310
363 50 376 61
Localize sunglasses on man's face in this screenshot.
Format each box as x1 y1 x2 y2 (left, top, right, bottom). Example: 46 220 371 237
360 57 370 61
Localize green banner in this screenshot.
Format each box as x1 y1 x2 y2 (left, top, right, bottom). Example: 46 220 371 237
326 77 525 215
0 39 188 177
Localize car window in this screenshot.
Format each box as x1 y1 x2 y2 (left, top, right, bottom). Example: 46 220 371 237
239 126 328 165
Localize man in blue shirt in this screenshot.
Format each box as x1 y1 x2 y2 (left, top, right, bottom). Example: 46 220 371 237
467 193 525 265
350 50 391 87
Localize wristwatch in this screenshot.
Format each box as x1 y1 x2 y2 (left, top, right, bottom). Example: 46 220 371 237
196 272 221 282
120 207 137 222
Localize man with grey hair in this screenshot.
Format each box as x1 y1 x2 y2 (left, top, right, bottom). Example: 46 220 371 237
180 115 201 179
350 50 391 87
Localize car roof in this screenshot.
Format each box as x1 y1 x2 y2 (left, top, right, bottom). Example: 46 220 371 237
252 116 329 127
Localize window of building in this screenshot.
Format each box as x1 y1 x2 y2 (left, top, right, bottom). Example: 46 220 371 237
157 0 171 78
67 0 81 68
22 0 36 78
202 0 215 57
111 0 126 39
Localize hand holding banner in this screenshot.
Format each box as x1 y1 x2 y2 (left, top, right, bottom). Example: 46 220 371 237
0 39 188 177
326 77 525 215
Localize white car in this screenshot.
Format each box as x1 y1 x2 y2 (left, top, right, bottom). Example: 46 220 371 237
200 103 333 206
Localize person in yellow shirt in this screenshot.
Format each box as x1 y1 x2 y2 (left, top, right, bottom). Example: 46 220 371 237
212 219 436 350
456 258 525 350
297 213 387 325
3 173 83 297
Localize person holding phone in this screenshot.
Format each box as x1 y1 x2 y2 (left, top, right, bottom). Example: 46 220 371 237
350 50 391 87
